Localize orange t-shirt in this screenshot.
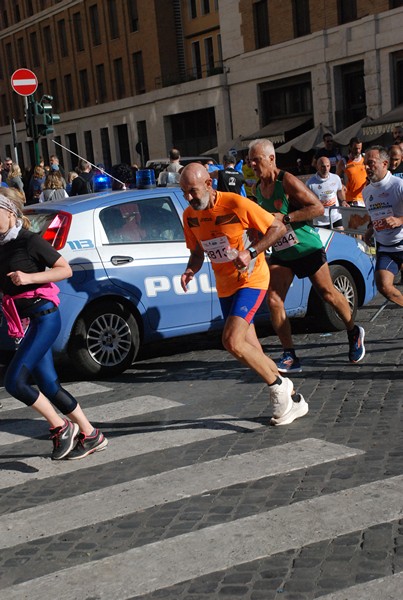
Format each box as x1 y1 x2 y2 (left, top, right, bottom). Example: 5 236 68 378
183 192 275 297
345 156 367 202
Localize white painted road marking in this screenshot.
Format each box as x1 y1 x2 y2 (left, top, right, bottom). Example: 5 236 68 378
0 475 401 599
0 439 363 549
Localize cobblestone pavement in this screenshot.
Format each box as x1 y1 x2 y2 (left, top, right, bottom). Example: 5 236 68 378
0 294 402 599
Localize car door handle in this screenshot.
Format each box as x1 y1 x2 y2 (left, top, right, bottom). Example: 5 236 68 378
111 255 134 265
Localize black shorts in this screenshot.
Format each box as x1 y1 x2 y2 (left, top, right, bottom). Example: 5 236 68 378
269 248 327 279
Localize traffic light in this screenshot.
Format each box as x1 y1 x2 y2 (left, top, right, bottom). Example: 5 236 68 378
25 99 38 139
36 96 61 137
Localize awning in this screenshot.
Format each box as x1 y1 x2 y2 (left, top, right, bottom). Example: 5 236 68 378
202 135 248 156
242 115 312 144
275 123 332 154
328 118 380 146
362 104 403 136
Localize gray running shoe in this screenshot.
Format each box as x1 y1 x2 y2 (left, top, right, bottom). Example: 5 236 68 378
67 430 108 460
50 419 79 460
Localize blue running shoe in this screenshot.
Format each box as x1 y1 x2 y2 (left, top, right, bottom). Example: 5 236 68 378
348 325 365 363
277 351 302 374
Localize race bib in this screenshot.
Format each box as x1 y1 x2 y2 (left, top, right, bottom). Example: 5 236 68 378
201 236 233 263
273 225 299 251
371 207 394 231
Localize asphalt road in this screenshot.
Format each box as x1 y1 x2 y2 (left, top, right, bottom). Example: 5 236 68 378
0 293 402 600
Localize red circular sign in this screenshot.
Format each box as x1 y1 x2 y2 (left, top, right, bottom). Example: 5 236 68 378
11 68 38 96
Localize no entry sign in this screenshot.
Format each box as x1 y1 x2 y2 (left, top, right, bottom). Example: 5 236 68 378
11 68 38 96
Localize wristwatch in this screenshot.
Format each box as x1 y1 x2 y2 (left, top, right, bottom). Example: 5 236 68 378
248 246 258 259
283 214 292 225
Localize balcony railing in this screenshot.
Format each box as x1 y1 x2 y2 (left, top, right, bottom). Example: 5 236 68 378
155 61 224 89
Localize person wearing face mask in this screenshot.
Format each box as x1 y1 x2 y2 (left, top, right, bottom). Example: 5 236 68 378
0 187 108 459
363 146 403 307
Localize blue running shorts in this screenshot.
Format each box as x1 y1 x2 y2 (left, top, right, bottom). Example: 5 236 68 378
376 250 403 276
219 288 267 324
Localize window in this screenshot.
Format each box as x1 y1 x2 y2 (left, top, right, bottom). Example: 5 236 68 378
3 10 9 28
336 61 366 128
49 79 58 111
26 0 34 16
390 1 403 7
114 58 125 99
108 0 119 39
201 0 210 14
64 74 74 110
253 0 269 49
338 0 357 24
58 19 68 57
189 0 197 19
292 0 310 37
79 69 90 106
132 52 145 94
96 64 107 103
260 75 312 122
73 13 85 51
5 43 14 76
127 0 138 32
204 37 215 75
84 130 95 165
100 198 184 244
192 41 202 78
14 4 20 23
392 50 403 106
30 32 40 66
89 4 101 46
17 38 26 66
101 127 112 170
43 25 54 62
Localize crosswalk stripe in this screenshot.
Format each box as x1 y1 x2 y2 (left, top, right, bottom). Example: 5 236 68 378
0 438 363 550
1 475 401 600
0 382 113 411
0 414 262 490
318 572 403 599
0 396 183 446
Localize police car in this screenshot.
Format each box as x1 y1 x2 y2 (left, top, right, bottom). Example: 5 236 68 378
0 189 376 377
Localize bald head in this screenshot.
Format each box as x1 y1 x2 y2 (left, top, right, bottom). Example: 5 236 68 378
180 162 214 211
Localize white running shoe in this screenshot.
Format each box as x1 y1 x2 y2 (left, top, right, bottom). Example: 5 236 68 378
269 376 294 420
270 393 309 426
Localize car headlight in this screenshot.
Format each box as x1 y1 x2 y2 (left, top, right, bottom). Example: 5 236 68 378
356 239 376 256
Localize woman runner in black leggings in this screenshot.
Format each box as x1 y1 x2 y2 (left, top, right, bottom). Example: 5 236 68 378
0 187 107 460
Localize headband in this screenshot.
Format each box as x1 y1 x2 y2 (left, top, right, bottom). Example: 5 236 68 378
0 194 19 217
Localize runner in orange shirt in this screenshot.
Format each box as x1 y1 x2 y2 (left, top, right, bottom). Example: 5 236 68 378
180 162 309 426
337 137 367 206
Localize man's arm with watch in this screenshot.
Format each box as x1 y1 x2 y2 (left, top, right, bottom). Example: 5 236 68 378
281 171 324 222
235 218 287 268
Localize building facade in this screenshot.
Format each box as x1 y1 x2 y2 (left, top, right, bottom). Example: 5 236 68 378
0 0 402 171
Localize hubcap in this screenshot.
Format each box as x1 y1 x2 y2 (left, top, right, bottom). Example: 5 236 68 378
87 313 132 366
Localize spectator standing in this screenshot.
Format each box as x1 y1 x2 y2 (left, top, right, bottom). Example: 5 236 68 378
39 172 69 202
6 162 25 197
210 153 246 195
165 148 183 173
66 171 78 195
249 138 365 373
49 155 65 179
2 157 13 180
0 172 8 188
307 157 345 229
70 159 94 196
27 166 46 205
312 134 342 174
363 146 403 307
336 137 367 206
388 145 403 179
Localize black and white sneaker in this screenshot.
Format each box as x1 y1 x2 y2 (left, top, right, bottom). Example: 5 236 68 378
50 419 79 460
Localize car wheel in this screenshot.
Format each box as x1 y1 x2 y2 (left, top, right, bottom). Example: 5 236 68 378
69 301 140 377
309 265 358 331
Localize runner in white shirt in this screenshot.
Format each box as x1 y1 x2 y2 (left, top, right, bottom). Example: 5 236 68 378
307 157 346 229
363 146 403 307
